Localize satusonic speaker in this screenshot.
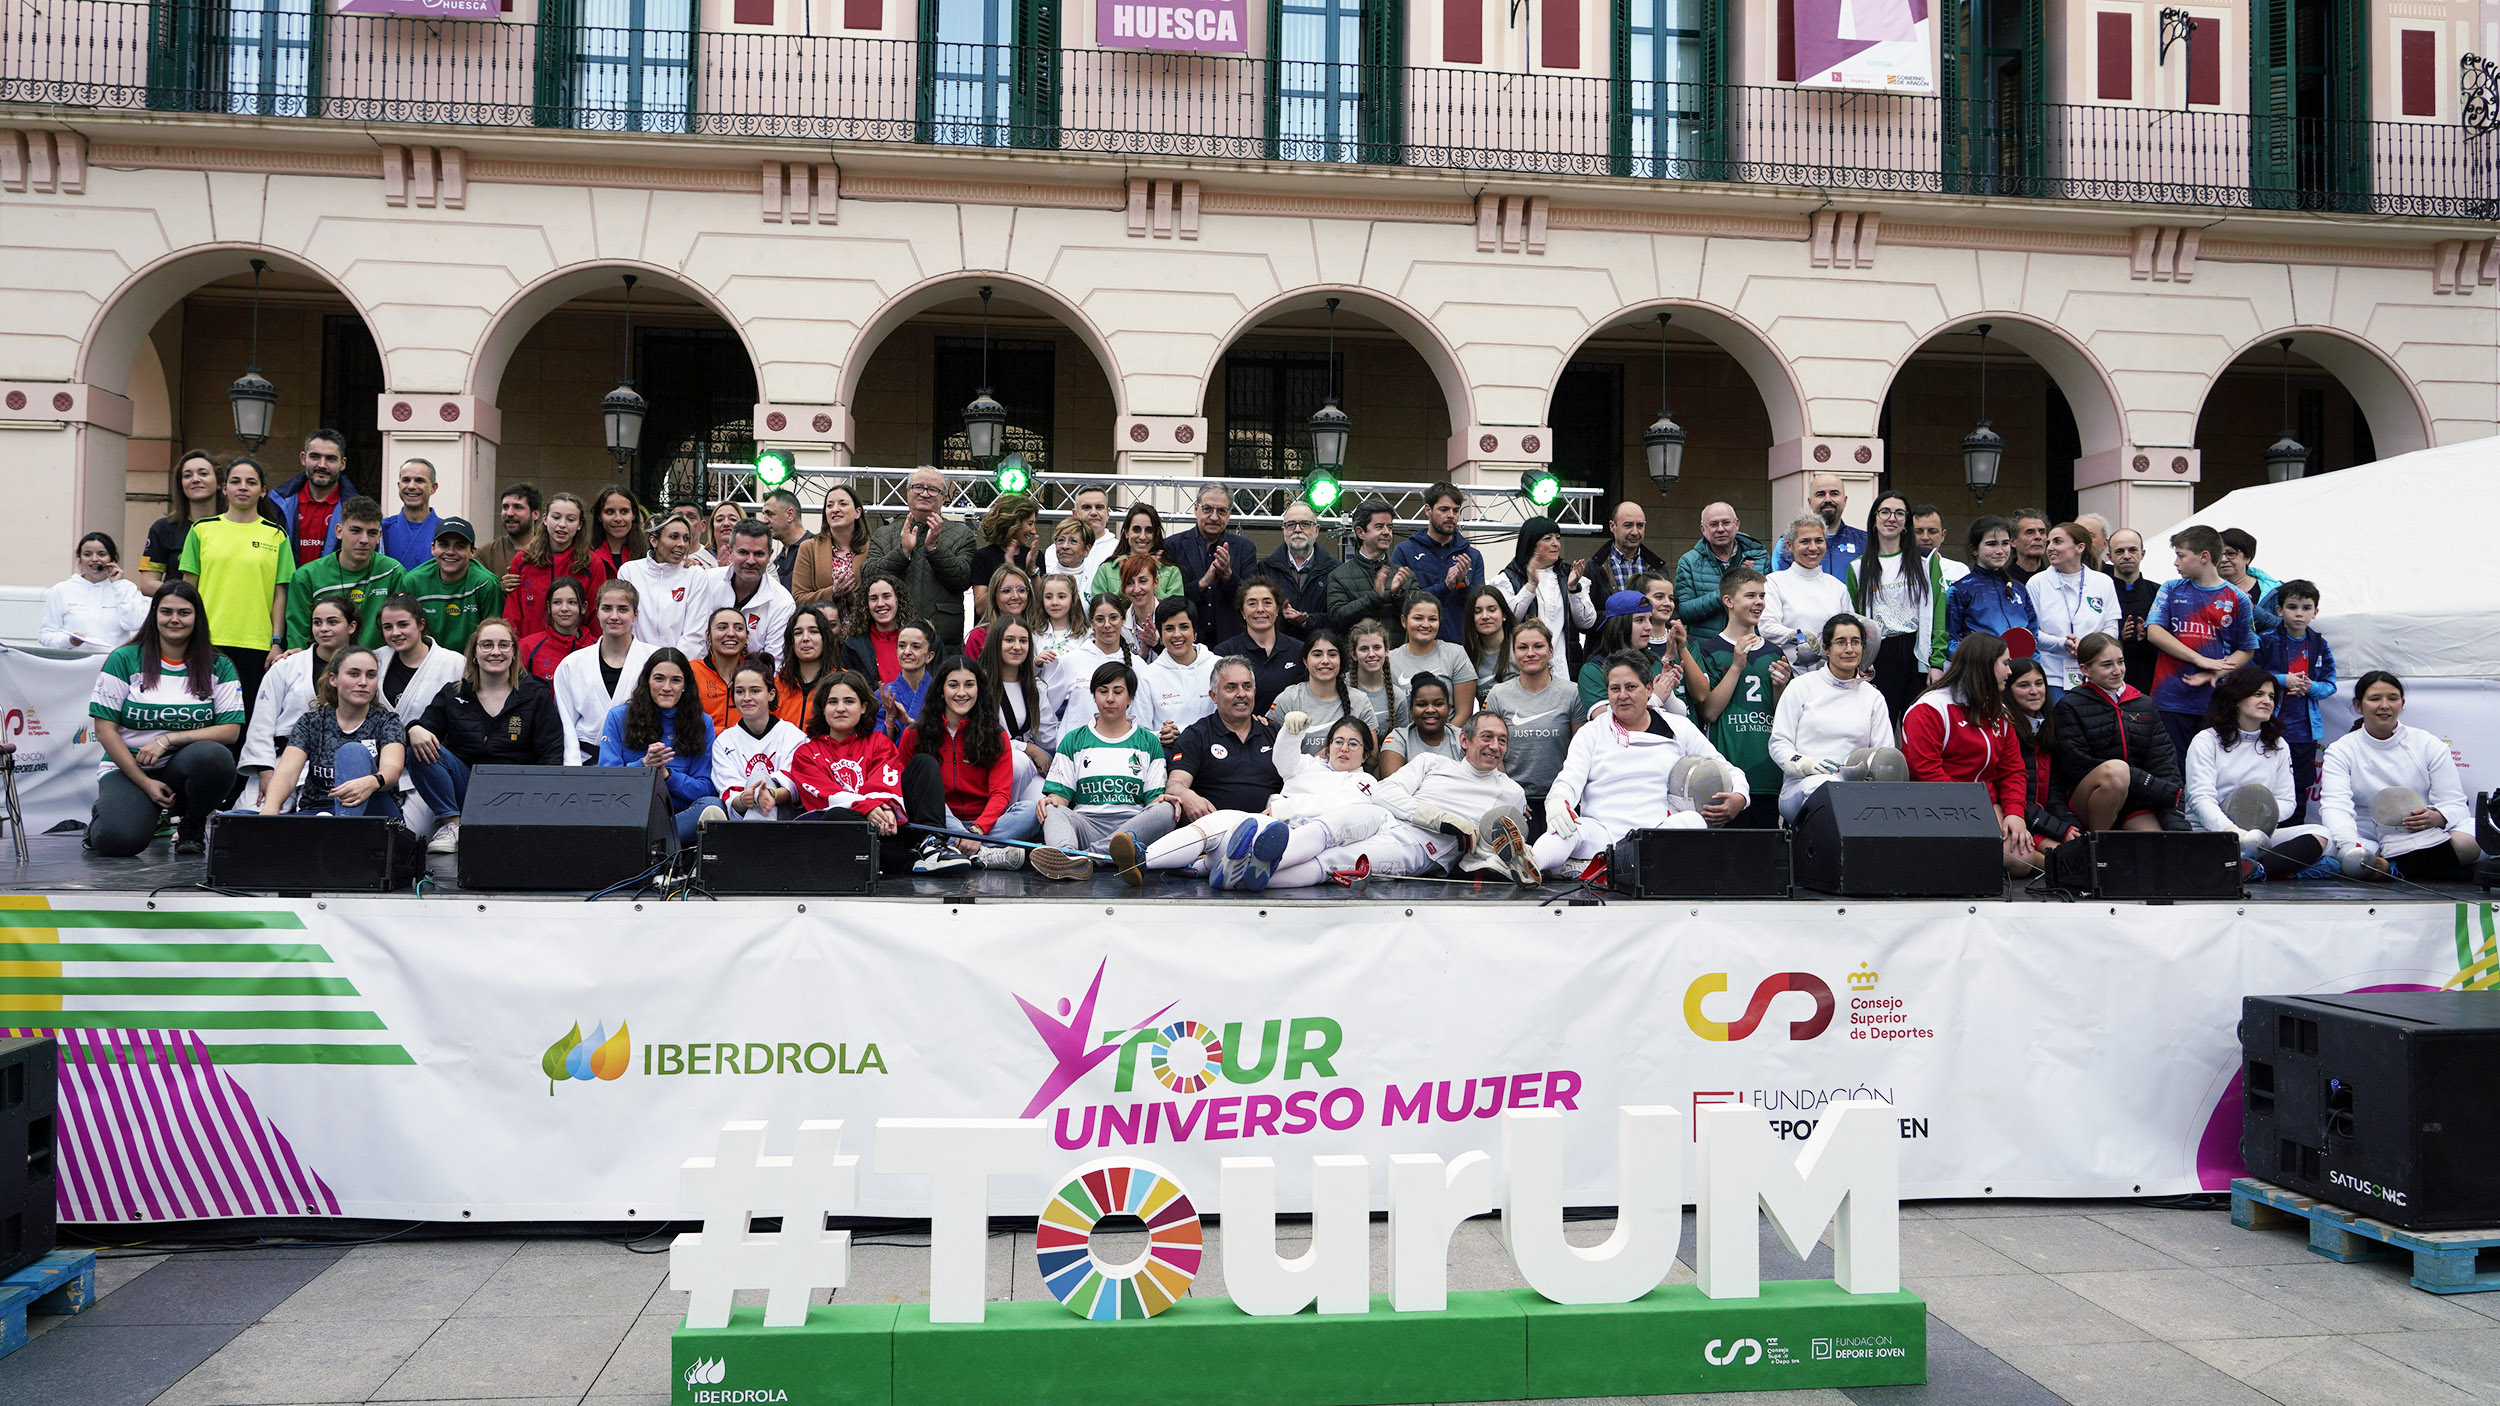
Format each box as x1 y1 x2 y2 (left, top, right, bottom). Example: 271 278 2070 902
697 815 879 896
2240 992 2500 1230
2045 829 2241 900
1791 782 2003 898
1608 827 1792 899
457 765 672 892
0 1035 59 1279
207 814 424 894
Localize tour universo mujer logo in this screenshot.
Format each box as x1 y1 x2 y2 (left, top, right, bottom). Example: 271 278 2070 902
541 1020 631 1093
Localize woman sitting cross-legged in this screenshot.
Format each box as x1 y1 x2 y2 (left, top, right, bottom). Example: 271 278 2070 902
2051 631 2187 834
706 658 809 826
786 671 959 875
899 655 1034 872
596 649 716 847
256 646 407 818
1029 661 1176 882
405 618 566 853
2185 664 2336 882
2320 670 2482 882
1534 650 1746 880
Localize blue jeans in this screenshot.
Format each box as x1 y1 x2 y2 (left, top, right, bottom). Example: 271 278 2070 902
962 796 1039 844
408 750 470 819
670 798 705 847
301 741 400 818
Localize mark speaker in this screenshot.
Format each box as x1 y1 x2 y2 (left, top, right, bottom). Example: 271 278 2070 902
2044 829 2240 899
207 814 424 894
0 1035 58 1279
1608 828 1791 898
458 765 672 892
2240 992 2500 1230
697 816 879 896
1791 782 2003 897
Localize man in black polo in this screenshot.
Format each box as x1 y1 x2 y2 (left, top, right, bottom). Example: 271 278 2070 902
1107 656 1281 884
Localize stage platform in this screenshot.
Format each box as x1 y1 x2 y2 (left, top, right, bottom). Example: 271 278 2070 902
3 830 2477 905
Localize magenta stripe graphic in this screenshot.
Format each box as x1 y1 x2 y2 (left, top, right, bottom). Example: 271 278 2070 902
2 1028 339 1223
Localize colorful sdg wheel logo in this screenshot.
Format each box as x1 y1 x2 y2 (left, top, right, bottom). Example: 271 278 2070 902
1035 1157 1204 1319
1146 1020 1222 1093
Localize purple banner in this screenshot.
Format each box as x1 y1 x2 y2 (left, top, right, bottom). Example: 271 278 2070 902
1095 0 1247 55
336 0 502 16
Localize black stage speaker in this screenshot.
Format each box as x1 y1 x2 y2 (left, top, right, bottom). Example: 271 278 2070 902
207 814 424 894
2240 992 2500 1229
1791 782 2003 898
458 765 671 892
0 1036 59 1279
2045 829 2240 899
1608 827 1791 898
697 817 880 896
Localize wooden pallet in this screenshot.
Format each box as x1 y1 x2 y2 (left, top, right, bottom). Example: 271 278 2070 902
0 1248 98 1358
2232 1177 2500 1294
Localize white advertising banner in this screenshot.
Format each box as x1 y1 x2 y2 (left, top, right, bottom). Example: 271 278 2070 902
1789 0 1936 91
7 894 2488 1224
0 644 107 832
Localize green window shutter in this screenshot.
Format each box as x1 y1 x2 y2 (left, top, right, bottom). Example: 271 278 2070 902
533 0 581 127
2015 0 2043 186
148 0 223 112
1263 0 1283 159
303 2 328 118
1012 0 1061 148
683 0 703 133
1696 0 1726 174
1358 0 1403 164
1607 0 1630 177
2248 0 2292 205
2329 0 2369 207
1938 0 1966 189
914 0 938 142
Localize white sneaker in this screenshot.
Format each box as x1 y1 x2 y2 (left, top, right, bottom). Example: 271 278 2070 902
698 805 729 828
977 846 1026 871
426 818 461 855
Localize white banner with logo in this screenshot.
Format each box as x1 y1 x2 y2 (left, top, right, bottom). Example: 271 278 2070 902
0 644 107 832
11 893 2485 1224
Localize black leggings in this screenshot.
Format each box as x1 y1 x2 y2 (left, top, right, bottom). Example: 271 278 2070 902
90 743 238 856
2252 832 2326 879
1872 633 1924 725
798 753 949 873
226 649 269 725
2388 841 2472 881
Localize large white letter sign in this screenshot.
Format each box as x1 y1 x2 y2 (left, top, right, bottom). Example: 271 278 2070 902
1695 1099 1900 1299
671 1120 858 1329
1218 1154 1371 1316
1387 1151 1493 1312
1501 1106 1683 1305
875 1118 1052 1323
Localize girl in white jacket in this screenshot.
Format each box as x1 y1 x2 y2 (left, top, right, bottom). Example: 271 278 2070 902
1141 714 1392 884
1768 614 1895 821
1761 514 1855 668
2025 522 2120 695
41 534 149 653
2320 671 2480 881
555 581 658 764
709 659 809 819
618 517 731 655
2183 666 2332 880
1534 651 1743 876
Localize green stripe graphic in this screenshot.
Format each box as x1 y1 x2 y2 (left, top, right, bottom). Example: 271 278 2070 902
0 910 307 930
29 1010 388 1031
0 943 332 964
27 1038 419 1067
0 976 362 997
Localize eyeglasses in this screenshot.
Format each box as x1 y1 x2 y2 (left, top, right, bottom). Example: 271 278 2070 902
908 484 942 496
1874 507 1908 519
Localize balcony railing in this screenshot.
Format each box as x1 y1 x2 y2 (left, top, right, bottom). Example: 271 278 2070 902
6 1 2494 218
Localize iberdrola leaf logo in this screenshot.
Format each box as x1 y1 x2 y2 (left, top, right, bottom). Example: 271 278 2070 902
544 1020 631 1093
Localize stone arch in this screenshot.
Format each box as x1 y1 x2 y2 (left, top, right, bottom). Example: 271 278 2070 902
1545 299 1810 446
1875 311 2131 460
1196 286 1475 436
76 244 377 398
467 260 762 403
2195 326 2432 460
834 272 1125 417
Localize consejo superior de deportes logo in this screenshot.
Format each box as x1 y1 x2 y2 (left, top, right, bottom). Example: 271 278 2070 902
1684 972 1836 1041
542 1020 631 1092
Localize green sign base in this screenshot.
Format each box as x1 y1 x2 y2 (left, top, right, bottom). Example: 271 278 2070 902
671 1281 1926 1405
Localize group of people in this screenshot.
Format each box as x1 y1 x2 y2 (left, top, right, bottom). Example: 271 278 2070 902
57 456 2481 890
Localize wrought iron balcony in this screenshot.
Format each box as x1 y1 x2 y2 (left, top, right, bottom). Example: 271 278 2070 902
5 2 2492 218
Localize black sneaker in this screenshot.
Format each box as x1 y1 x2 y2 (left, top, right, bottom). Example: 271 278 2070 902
174 836 206 857
912 835 973 874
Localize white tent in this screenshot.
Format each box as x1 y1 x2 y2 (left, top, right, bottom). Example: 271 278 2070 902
2146 437 2500 679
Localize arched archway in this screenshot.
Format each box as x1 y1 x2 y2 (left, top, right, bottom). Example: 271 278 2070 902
1875 313 2130 543
1196 287 1475 452
837 275 1122 475
470 262 763 512
2191 328 2432 503
837 273 1125 423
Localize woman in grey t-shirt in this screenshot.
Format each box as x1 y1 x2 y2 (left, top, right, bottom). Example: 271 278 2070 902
1266 629 1389 755
1484 620 1577 820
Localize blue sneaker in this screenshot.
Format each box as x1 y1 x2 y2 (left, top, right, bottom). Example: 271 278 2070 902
1214 816 1264 891
2296 853 2343 881
1236 819 1292 893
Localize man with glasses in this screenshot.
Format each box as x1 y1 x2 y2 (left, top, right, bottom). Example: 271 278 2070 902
865 466 977 650
1255 501 1337 638
1168 485 1262 644
271 429 358 567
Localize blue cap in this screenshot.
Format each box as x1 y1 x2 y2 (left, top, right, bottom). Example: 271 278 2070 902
1604 589 1649 620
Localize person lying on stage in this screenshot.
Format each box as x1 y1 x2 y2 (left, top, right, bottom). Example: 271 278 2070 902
2184 664 2336 883
1260 710 1538 890
2320 670 2481 883
1140 714 1388 891
1767 612 1896 824
1533 650 1746 880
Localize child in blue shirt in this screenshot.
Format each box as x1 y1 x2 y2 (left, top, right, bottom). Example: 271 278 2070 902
1944 515 2040 656
2146 525 2259 759
2252 578 2336 825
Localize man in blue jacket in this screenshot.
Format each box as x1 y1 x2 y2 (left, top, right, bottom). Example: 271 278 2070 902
268 428 359 568
1673 502 1770 637
1390 482 1483 642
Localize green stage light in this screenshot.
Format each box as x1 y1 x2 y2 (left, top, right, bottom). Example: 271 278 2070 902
754 447 795 490
1522 468 1562 509
993 452 1032 496
1301 467 1343 513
